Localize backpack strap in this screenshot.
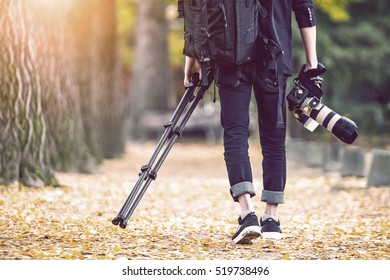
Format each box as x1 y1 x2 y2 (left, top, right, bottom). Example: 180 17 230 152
199 1 213 86
267 40 285 128
259 0 285 128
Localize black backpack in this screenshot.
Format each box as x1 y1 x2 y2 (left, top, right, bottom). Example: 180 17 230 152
178 0 286 127
178 0 259 66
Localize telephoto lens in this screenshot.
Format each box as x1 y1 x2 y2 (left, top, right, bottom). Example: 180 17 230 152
307 100 358 144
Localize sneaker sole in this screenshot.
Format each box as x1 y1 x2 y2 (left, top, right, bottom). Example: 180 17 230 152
261 232 283 240
232 226 261 244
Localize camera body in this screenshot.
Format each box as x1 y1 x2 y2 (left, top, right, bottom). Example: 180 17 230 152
287 65 358 145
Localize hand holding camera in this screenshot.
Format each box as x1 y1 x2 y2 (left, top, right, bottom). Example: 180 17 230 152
287 63 358 144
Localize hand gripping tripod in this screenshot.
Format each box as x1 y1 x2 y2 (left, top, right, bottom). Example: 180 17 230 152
112 68 214 229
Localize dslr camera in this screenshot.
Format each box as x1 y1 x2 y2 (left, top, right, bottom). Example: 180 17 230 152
287 63 358 144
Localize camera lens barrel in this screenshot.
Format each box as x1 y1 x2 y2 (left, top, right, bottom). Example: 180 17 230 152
293 110 319 132
309 103 358 144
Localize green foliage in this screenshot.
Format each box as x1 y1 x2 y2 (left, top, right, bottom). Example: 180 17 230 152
117 0 137 73
292 0 390 144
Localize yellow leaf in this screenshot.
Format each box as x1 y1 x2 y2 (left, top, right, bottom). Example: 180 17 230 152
72 251 84 259
113 244 122 253
282 253 290 260
201 238 213 245
29 249 38 257
182 246 192 253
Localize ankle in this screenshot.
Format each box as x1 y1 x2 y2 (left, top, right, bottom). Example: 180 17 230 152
238 193 254 212
265 203 278 217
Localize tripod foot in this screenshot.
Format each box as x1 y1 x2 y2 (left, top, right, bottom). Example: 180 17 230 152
112 215 124 226
119 221 127 229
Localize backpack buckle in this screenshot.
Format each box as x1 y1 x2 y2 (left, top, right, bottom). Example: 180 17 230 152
259 6 267 18
184 32 192 41
200 27 211 39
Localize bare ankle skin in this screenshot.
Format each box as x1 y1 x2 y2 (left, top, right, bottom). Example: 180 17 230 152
265 203 278 217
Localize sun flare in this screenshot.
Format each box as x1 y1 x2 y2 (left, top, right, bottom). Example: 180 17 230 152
29 0 71 14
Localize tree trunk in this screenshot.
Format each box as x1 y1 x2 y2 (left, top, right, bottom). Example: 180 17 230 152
35 1 94 173
0 0 55 186
0 0 126 186
69 0 126 161
92 0 126 158
129 0 171 137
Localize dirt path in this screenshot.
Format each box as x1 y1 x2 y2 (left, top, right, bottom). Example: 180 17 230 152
1 141 389 260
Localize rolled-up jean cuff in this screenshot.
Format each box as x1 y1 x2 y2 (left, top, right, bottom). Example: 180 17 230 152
261 190 284 204
230 181 256 202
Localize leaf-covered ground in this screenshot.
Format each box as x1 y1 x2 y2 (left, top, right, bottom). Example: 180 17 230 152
1 141 389 260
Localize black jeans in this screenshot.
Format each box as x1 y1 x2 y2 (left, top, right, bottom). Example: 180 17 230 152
216 60 287 204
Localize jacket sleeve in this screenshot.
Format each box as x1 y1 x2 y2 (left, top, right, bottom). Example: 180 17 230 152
292 0 316 28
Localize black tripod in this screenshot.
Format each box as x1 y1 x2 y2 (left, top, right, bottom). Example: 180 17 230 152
112 68 214 229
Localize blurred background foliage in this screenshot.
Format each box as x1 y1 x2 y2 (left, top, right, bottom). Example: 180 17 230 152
0 0 389 186
117 0 390 143
292 0 390 145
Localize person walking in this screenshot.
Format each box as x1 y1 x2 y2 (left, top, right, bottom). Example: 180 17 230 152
184 0 320 244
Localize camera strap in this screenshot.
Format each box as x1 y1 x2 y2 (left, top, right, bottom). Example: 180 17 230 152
297 64 326 99
265 40 285 128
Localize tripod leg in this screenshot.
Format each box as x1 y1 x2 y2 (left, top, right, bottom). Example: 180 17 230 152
112 80 198 227
112 171 149 226
121 83 210 226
